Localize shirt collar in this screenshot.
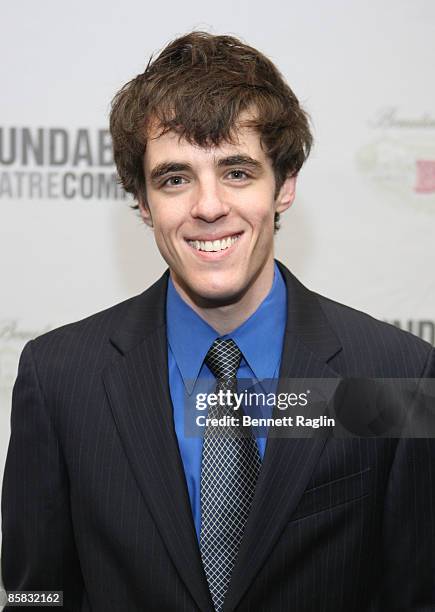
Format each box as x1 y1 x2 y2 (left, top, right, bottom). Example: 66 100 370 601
166 280 218 393
226 264 287 381
166 262 287 393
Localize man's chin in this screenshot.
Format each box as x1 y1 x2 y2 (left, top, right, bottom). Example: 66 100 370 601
188 285 244 308
174 274 246 309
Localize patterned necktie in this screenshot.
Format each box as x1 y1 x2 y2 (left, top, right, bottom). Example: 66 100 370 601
200 338 262 612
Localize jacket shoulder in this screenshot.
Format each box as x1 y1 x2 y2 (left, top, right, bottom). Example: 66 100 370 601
316 292 433 377
29 269 169 358
30 293 138 352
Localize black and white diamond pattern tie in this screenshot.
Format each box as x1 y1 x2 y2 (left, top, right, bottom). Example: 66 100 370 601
200 338 262 612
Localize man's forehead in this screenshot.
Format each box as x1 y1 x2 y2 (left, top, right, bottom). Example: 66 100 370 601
144 123 265 168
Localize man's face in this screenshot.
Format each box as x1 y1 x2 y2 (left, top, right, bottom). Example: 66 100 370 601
140 121 296 307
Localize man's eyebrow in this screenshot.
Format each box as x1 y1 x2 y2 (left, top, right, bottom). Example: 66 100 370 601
149 162 192 182
149 155 263 183
216 155 263 170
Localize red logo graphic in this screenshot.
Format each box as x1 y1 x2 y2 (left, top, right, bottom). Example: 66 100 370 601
415 160 435 193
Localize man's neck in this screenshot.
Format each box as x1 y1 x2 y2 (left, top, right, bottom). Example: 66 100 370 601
170 259 275 336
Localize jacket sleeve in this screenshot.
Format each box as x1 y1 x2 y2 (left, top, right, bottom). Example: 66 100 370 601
1 340 84 610
379 347 435 610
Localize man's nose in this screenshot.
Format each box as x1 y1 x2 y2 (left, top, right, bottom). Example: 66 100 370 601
190 179 230 222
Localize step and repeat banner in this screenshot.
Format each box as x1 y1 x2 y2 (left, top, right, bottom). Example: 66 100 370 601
1 0 434 585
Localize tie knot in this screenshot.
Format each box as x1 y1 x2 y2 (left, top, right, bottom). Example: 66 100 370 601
205 338 242 381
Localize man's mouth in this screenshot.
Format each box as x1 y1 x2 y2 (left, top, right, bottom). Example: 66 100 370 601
186 233 242 253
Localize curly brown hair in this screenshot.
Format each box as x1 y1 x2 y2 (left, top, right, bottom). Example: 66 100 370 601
110 31 312 230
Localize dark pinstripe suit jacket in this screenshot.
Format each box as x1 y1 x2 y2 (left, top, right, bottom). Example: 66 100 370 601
2 261 435 611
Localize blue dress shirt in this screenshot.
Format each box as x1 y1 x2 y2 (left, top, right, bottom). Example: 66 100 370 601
166 262 287 539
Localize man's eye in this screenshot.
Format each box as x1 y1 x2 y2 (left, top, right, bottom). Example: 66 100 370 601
228 170 250 180
162 176 187 187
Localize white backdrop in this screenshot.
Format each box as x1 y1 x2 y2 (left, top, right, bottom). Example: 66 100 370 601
1 0 434 593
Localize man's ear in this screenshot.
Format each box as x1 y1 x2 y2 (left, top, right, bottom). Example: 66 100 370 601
275 174 297 214
138 197 154 228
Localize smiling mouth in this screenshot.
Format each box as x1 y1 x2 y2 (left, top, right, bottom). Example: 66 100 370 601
186 233 242 253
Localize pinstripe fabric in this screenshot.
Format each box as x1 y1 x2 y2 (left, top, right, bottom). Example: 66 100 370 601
1 260 434 611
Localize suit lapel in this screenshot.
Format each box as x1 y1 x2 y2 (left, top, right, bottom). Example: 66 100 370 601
103 272 213 612
222 262 343 612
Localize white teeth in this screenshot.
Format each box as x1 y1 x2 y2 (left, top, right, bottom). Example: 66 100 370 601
188 234 240 252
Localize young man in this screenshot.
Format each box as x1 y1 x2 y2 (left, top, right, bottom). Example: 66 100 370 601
2 32 434 611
